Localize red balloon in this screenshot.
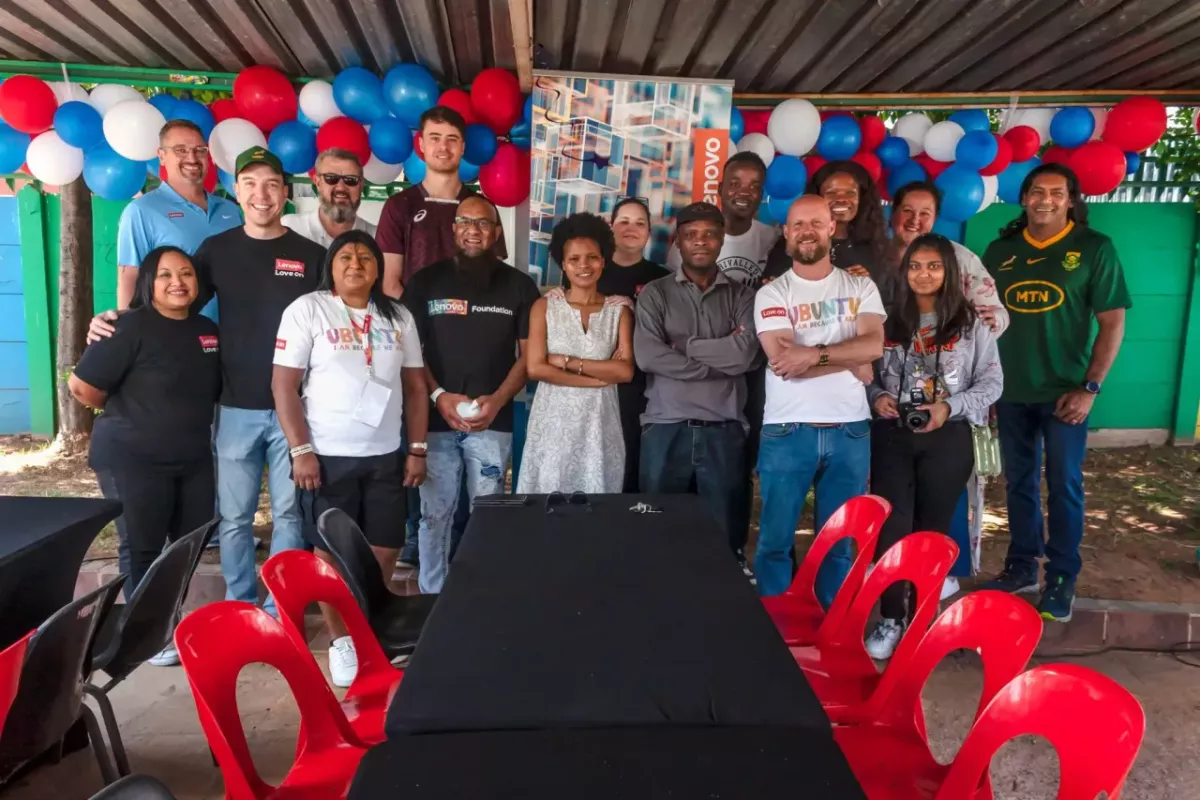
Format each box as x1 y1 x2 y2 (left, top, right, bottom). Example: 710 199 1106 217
478 142 529 207
878 171 891 201
1003 125 1041 162
740 109 770 137
316 117 370 166
0 76 56 134
850 151 882 184
858 115 887 153
1103 96 1167 152
1068 141 1126 195
803 154 828 177
210 98 240 124
233 66 297 133
470 68 522 134
979 134 1012 176
1041 145 1074 165
914 153 950 179
437 89 478 127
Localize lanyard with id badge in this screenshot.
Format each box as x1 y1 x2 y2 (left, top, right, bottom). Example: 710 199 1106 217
345 300 391 428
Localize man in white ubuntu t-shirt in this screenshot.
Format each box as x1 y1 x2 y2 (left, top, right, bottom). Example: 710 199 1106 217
753 195 886 604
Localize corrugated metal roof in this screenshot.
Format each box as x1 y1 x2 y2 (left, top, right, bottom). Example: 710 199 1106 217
533 0 1200 93
0 0 519 86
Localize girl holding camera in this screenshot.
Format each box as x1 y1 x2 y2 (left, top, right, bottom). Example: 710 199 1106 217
864 233 1003 659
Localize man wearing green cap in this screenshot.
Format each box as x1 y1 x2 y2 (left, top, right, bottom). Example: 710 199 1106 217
89 147 325 642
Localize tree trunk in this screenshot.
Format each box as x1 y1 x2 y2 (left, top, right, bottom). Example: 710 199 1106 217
56 178 94 453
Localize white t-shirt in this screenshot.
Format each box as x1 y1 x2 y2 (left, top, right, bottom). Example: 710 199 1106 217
282 209 377 249
667 219 780 286
754 268 886 424
274 291 423 457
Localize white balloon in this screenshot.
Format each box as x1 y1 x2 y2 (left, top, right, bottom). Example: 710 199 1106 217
300 80 342 125
1007 107 1054 144
363 154 402 185
766 99 820 156
103 100 166 161
981 174 999 210
736 133 775 167
48 81 90 107
893 113 933 156
1089 108 1108 141
209 118 268 173
727 140 738 161
26 131 84 185
923 120 965 162
89 84 144 116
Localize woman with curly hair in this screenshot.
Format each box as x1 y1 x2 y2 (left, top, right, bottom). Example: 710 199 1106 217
518 213 635 493
806 159 889 282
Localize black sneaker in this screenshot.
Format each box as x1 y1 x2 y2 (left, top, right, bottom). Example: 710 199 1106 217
980 567 1040 595
1037 575 1076 623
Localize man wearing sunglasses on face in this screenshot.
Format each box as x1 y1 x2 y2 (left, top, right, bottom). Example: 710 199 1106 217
282 148 377 248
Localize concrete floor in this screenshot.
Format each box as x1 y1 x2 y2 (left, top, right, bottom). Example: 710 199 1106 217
4 648 1197 799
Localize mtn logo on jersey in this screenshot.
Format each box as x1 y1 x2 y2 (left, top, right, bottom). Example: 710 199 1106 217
275 259 306 278
428 298 468 316
199 335 219 353
1004 280 1065 314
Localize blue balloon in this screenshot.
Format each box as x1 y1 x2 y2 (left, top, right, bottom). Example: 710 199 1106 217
935 164 986 222
145 158 159 178
0 121 28 173
148 94 178 119
509 118 531 150
997 157 1041 204
53 101 103 151
333 67 387 124
464 124 498 166
931 217 964 242
218 168 237 198
766 195 798 225
383 63 439 129
403 150 426 184
84 143 147 201
816 115 861 160
1124 151 1140 176
268 120 317 174
368 116 414 164
948 109 990 133
886 160 927 198
764 155 806 199
876 136 911 170
459 159 480 183
523 94 532 124
1049 107 1094 149
730 107 744 143
297 108 319 128
955 130 999 171
170 99 216 139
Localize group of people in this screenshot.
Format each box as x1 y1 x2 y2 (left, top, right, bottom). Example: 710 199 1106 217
67 107 1130 689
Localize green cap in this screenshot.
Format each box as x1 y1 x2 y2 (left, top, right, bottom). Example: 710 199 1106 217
234 147 284 177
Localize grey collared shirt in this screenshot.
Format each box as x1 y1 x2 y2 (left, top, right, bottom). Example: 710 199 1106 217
634 269 761 425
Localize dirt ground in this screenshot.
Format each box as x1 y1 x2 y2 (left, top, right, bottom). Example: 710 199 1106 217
2 434 1198 603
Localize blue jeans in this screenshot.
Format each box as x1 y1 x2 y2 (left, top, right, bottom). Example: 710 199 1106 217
215 406 306 612
639 421 747 557
997 401 1089 582
418 430 512 594
756 421 871 602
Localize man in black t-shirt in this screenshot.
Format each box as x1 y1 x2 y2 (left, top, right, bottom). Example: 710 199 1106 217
402 195 540 594
89 147 324 619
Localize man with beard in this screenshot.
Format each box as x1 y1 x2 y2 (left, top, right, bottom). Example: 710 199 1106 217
753 195 885 602
636 202 759 563
283 148 376 246
401 195 540 594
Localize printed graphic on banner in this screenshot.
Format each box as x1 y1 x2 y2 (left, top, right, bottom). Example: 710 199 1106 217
692 129 731 205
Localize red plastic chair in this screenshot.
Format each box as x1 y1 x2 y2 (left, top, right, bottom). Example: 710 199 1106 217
833 592 1043 797
174 601 368 799
0 631 32 739
262 550 403 746
790 532 958 718
760 495 891 646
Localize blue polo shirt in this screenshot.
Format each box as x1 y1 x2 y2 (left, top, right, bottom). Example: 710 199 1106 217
116 183 243 320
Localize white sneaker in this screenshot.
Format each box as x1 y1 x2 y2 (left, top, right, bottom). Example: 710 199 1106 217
940 576 960 601
328 636 358 688
865 618 904 660
148 645 180 667
739 559 757 586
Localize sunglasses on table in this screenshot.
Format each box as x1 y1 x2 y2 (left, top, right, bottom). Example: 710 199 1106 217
319 173 363 187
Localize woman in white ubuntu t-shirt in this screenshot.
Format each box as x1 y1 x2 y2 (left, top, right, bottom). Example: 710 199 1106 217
272 229 428 689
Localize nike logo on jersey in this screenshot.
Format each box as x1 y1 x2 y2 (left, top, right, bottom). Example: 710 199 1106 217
1027 257 1047 264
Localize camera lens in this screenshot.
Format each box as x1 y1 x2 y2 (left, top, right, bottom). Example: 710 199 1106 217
904 409 931 430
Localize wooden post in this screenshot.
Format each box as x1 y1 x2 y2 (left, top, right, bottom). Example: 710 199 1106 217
56 177 94 451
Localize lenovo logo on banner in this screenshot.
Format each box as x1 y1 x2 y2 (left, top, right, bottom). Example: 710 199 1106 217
691 129 731 206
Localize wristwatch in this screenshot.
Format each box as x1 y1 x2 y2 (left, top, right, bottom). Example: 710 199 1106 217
430 387 446 404
817 345 830 367
1082 380 1102 394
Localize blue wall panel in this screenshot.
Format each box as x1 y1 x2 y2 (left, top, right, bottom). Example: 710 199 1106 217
0 197 28 432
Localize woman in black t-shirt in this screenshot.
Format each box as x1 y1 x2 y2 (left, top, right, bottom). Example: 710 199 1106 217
805 160 889 283
70 246 221 596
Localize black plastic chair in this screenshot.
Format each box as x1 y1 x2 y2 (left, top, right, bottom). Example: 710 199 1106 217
0 576 125 785
316 508 436 661
88 773 178 799
86 519 216 776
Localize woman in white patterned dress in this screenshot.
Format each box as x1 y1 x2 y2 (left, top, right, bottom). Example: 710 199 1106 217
519 213 635 494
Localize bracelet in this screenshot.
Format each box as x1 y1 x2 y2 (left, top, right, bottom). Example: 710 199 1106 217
407 451 427 458
430 387 446 404
290 443 314 457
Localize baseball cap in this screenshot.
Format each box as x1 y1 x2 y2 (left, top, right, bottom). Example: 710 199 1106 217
675 201 725 228
234 147 284 177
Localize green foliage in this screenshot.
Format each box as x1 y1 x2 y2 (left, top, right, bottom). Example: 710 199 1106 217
1150 107 1200 198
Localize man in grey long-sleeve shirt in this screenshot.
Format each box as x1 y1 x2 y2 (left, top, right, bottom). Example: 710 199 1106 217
635 202 760 560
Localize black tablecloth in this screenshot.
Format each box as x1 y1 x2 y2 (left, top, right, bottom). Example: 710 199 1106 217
0 496 121 648
386 493 829 735
350 725 866 799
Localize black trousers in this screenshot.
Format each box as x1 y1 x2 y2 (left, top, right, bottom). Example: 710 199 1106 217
301 449 409 550
616 378 648 492
869 420 974 622
111 461 215 592
734 364 767 558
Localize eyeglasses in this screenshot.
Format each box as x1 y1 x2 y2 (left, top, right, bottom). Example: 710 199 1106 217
165 146 209 158
319 173 362 187
455 215 497 231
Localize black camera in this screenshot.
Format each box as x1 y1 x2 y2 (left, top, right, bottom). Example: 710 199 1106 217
898 387 930 431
